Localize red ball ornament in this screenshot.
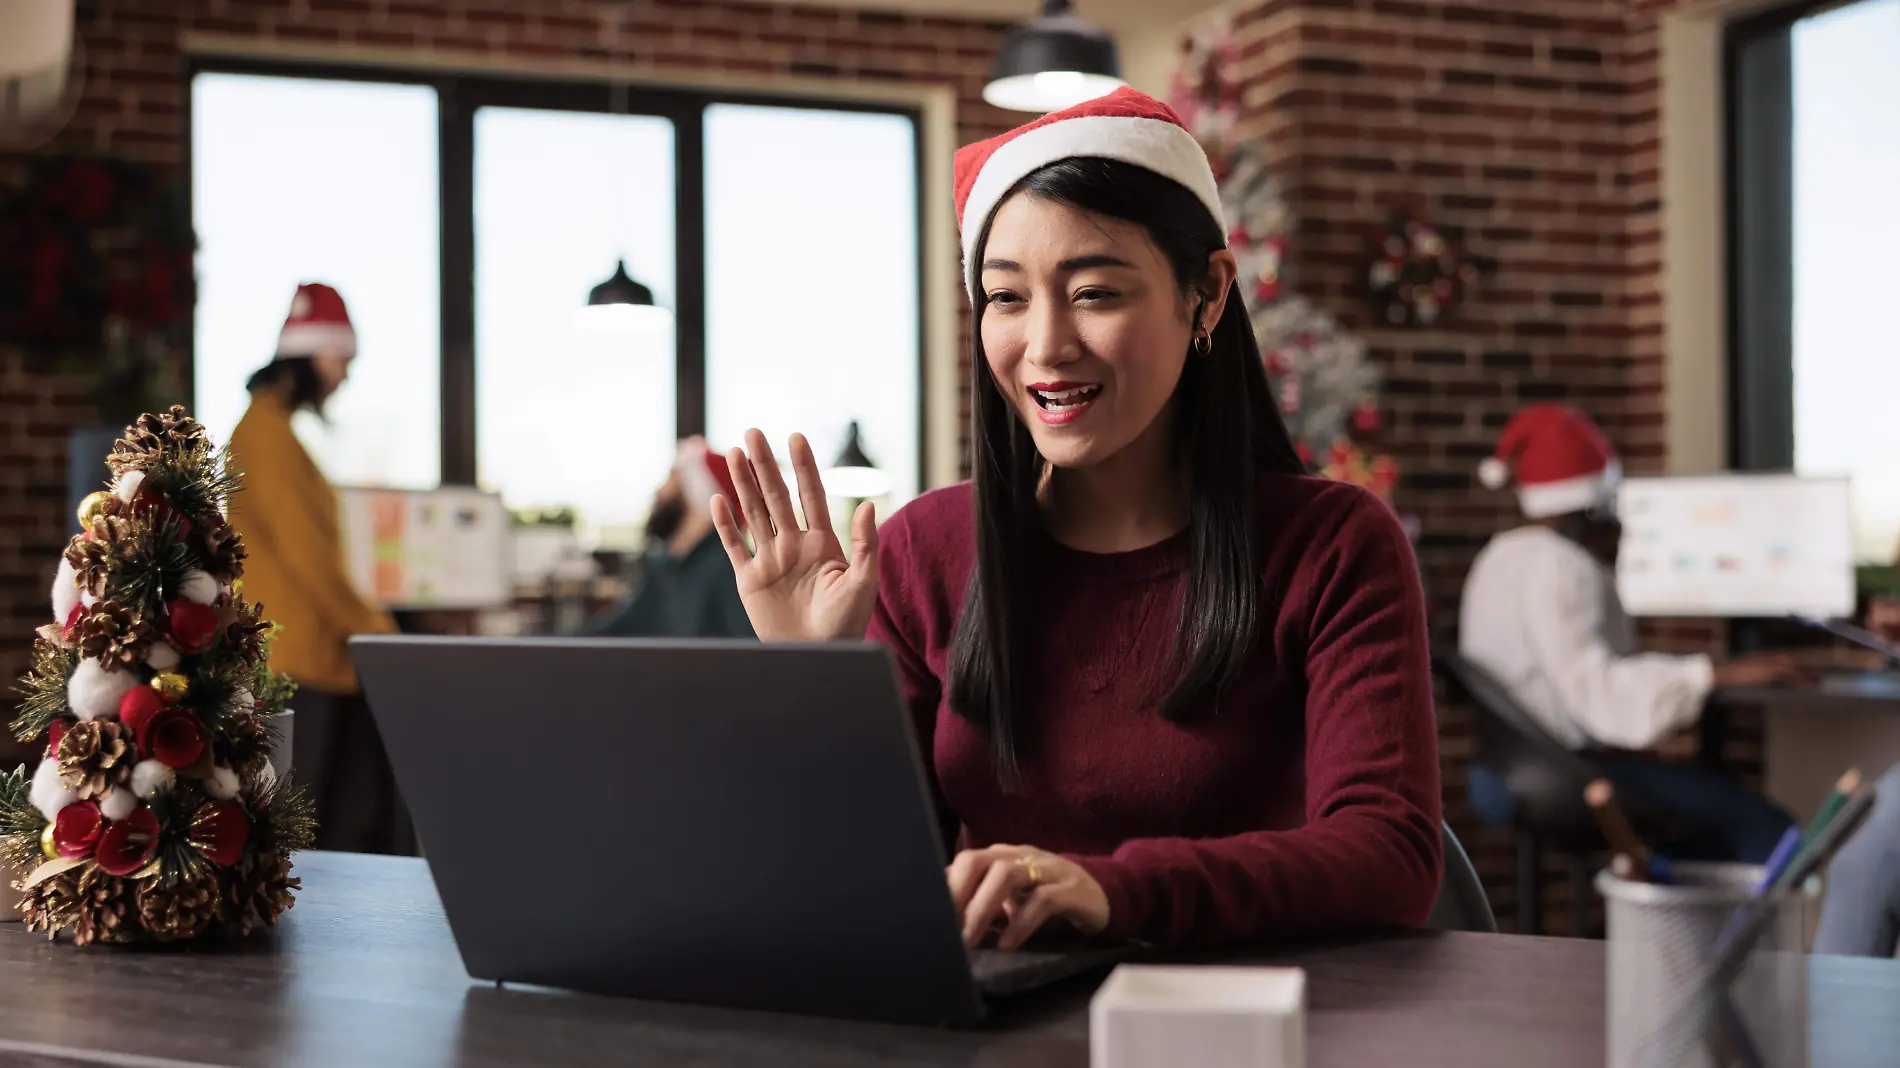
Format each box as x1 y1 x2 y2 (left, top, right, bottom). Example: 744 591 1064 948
93 805 160 876
52 800 104 859
119 685 166 737
140 708 206 769
189 801 250 867
132 487 192 538
165 599 219 654
1353 407 1384 433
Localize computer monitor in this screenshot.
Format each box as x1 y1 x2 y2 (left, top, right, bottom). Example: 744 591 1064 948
1615 474 1855 619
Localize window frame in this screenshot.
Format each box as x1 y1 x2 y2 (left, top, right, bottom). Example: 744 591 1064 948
184 56 928 491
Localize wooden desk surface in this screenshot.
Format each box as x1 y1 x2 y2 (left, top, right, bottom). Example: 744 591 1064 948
3 851 1898 1067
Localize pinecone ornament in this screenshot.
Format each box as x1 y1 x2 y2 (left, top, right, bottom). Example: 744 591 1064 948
21 869 82 938
137 869 222 942
57 719 134 801
71 868 136 946
223 598 270 666
63 514 133 598
228 852 300 936
73 599 153 666
200 521 247 583
110 406 206 474
226 711 269 779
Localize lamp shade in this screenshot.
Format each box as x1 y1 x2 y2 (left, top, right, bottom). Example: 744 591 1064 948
823 421 892 499
982 0 1124 114
588 259 655 307
579 259 672 338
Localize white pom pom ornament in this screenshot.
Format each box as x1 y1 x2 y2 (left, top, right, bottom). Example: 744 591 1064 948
29 757 76 822
177 569 219 606
1477 456 1510 490
113 470 145 503
98 787 138 821
205 765 242 801
132 760 175 799
147 642 181 670
67 660 138 721
51 558 82 626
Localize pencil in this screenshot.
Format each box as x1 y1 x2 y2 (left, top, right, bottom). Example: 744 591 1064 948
1783 768 1861 888
1584 779 1652 877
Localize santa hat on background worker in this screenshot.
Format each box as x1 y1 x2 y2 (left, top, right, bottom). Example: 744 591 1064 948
952 87 1224 301
676 437 741 527
275 282 356 359
1478 404 1622 518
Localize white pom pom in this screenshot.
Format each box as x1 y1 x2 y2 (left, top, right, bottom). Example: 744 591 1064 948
205 765 241 801
51 558 82 625
67 660 138 721
147 642 180 670
113 470 145 503
177 569 219 606
1477 456 1510 490
30 758 77 822
98 787 137 821
254 761 278 791
132 760 175 800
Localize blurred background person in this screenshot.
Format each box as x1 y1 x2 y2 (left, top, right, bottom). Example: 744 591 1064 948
1461 404 1806 863
580 437 753 639
226 282 411 855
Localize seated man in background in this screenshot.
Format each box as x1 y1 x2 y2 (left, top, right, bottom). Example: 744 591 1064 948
1460 404 1803 863
581 438 753 640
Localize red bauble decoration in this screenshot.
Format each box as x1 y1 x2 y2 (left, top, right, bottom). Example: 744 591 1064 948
52 800 104 859
131 487 192 538
165 599 218 654
119 685 166 737
1353 407 1383 433
93 805 160 876
189 801 250 867
140 708 206 769
46 719 67 757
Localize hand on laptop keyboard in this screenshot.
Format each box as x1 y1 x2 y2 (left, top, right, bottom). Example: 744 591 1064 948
946 844 1110 949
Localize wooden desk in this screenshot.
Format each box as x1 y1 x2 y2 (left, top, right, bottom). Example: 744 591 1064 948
1717 673 1900 822
3 852 1898 1067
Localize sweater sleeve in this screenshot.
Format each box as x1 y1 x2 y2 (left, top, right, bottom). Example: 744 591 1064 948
1520 541 1712 750
1070 492 1443 947
231 421 396 640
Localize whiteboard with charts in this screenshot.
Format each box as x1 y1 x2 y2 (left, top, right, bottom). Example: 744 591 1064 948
1615 474 1855 619
337 487 511 609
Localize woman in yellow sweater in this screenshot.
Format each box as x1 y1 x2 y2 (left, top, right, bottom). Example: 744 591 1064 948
226 282 406 854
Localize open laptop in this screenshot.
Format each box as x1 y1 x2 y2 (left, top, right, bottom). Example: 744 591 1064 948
351 636 1134 1026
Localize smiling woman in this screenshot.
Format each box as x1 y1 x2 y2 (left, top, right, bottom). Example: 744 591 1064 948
709 89 1442 951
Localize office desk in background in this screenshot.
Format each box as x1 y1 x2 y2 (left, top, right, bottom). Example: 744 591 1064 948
2 853 1898 1067
1718 670 1900 824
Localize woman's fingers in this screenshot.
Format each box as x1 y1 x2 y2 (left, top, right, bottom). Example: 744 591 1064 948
744 429 801 540
710 494 752 571
726 447 775 548
960 854 1030 947
789 433 834 539
997 886 1060 950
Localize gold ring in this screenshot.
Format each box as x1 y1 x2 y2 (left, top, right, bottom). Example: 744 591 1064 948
1017 854 1041 886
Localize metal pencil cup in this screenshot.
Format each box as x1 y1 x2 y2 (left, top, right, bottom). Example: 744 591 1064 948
1598 863 1813 1068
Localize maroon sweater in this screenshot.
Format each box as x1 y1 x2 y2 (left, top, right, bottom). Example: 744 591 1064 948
868 473 1442 949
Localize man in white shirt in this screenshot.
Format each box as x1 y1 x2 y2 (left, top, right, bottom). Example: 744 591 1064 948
1460 404 1801 863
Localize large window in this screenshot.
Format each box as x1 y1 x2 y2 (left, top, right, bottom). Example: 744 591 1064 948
1728 0 1900 562
189 64 924 548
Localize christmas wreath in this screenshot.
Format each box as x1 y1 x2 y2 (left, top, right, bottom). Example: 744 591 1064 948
1 407 314 945
0 156 194 421
1365 214 1488 327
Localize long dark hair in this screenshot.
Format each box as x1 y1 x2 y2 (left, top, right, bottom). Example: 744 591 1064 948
245 356 329 417
946 157 1307 785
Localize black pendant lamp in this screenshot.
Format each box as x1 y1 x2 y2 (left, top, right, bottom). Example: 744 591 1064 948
982 0 1125 114
587 259 654 308
822 421 892 499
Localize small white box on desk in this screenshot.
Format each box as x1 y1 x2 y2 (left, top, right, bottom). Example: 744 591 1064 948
1090 965 1305 1068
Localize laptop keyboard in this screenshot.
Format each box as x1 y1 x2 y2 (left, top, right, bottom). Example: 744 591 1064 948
969 943 1137 997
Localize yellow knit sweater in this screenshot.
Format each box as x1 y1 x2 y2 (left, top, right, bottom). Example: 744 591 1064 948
225 390 396 693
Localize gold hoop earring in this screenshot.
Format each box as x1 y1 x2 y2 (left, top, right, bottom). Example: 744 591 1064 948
1193 334 1212 356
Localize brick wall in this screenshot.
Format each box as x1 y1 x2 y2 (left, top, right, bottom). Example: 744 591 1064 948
1227 0 1731 932
0 0 1019 764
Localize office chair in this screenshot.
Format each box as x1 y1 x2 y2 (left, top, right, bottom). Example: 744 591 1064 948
1427 821 1498 933
1433 651 1610 937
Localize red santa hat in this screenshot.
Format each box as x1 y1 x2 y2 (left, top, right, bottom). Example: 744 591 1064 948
275 282 356 359
676 437 741 526
953 86 1224 300
1478 404 1622 518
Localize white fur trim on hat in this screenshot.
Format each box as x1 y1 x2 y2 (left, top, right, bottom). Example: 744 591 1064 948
98 787 137 821
67 659 137 722
1517 460 1623 519
52 558 81 626
132 759 175 799
677 437 719 509
276 322 357 359
30 757 76 822
960 115 1225 298
1477 457 1509 491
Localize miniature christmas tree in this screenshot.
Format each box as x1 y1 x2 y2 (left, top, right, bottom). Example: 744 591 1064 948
0 406 313 944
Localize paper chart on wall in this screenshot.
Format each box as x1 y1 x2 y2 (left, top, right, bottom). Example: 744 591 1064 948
1615 474 1855 619
337 486 511 609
